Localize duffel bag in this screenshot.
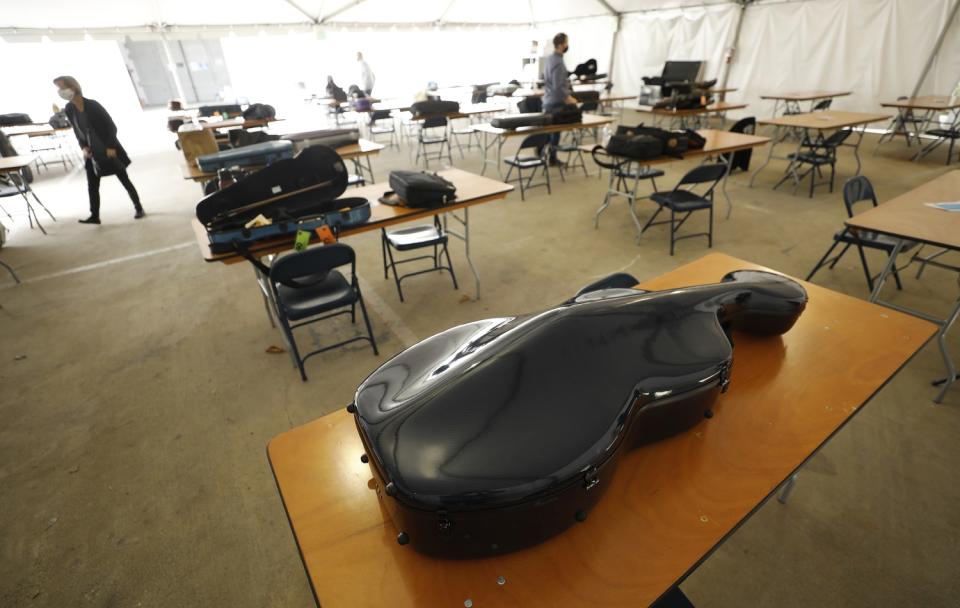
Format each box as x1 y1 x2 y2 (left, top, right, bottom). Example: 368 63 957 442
606 134 663 160
685 129 707 149
389 171 457 208
490 113 552 130
410 100 459 117
549 103 583 125
619 125 688 158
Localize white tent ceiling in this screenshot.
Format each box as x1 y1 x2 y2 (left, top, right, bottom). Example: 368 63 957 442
0 0 741 32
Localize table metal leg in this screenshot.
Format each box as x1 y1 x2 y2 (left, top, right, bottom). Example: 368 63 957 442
722 148 735 219
442 207 479 299
868 239 904 303
0 257 20 284
777 474 798 504
933 299 960 403
749 125 784 188
365 155 375 184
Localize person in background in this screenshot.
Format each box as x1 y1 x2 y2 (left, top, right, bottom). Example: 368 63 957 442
53 76 143 224
542 33 578 165
357 52 375 96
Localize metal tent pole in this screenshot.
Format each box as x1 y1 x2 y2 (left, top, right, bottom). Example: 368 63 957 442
718 0 749 101
910 0 960 99
160 32 188 104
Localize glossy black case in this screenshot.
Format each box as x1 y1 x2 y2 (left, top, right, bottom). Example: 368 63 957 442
349 270 808 558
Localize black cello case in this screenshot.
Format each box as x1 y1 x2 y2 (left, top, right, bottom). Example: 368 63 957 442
349 270 808 558
196 145 363 253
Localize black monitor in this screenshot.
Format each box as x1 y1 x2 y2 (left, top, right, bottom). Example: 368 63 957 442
661 61 703 84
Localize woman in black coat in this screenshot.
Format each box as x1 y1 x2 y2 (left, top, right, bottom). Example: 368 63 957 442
53 75 144 224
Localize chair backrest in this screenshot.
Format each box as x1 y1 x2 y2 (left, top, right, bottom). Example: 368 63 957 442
270 243 355 286
823 128 852 149
729 116 756 134
678 163 727 187
421 115 448 130
518 133 551 154
370 109 392 122
812 99 832 111
841 176 878 218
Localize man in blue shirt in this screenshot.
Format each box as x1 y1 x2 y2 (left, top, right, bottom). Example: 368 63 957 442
543 33 577 164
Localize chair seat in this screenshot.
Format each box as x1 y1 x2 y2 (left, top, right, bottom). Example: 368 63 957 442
0 184 22 198
555 144 581 152
927 129 960 139
651 190 712 211
837 230 918 251
788 152 836 165
420 136 447 144
276 270 356 321
385 224 447 250
616 167 665 180
505 156 544 168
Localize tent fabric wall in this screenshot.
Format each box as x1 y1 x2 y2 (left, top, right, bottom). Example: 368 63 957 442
612 4 740 99
610 0 960 118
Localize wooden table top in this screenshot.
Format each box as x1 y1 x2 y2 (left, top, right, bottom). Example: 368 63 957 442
758 110 890 130
199 117 280 131
0 154 38 172
180 139 385 181
760 91 853 101
193 168 513 264
880 96 960 111
471 113 614 137
707 87 738 94
580 129 770 163
267 252 935 608
846 170 960 250
1 123 69 137
639 101 747 116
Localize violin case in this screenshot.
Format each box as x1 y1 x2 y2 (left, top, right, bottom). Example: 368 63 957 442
196 140 294 173
279 128 360 154
196 145 367 253
348 270 808 558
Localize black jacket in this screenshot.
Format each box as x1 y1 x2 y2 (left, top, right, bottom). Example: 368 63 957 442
64 97 131 169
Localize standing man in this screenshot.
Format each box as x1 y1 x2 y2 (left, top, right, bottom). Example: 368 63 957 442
357 52 375 96
542 33 577 165
53 75 144 224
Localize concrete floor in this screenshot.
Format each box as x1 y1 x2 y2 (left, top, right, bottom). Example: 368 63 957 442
1 112 959 607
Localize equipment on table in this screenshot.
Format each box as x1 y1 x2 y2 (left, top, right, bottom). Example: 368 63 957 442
197 145 368 253
229 130 280 148
196 140 293 173
410 100 460 117
0 113 33 127
198 104 244 118
487 83 519 97
571 90 600 104
242 103 276 120
348 269 808 558
618 124 688 158
604 132 663 160
548 104 583 125
387 170 457 208
571 58 607 82
490 113 552 130
279 128 360 154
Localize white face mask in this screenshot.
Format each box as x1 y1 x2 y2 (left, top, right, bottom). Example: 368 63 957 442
57 88 75 101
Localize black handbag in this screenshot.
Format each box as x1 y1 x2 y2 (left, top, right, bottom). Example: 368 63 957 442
621 125 688 158
388 171 457 208
605 134 663 160
549 103 583 125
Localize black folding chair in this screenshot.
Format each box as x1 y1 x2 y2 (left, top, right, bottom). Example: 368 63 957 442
806 176 917 292
269 244 378 381
914 111 960 165
590 145 663 241
381 216 458 302
646 163 726 255
720 116 756 172
776 129 851 197
368 109 398 148
504 133 552 200
416 115 453 168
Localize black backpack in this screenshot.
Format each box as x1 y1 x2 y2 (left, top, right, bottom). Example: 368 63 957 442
606 134 662 160
242 103 276 120
619 125 688 158
388 171 457 208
